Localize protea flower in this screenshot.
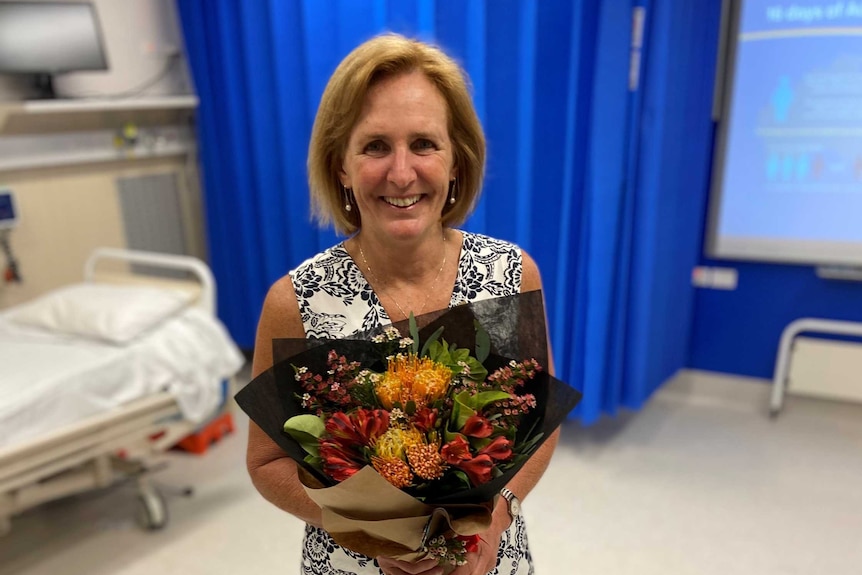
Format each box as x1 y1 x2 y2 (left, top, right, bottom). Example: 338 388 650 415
406 443 447 480
376 354 452 410
372 456 413 488
374 426 425 461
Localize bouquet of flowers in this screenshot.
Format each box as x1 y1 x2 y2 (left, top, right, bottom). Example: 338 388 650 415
236 291 581 568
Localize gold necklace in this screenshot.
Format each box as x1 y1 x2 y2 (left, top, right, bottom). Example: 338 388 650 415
357 234 448 319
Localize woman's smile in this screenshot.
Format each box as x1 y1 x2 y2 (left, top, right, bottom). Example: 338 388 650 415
383 195 423 208
339 70 456 242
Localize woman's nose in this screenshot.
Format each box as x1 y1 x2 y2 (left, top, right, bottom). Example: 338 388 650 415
387 147 416 189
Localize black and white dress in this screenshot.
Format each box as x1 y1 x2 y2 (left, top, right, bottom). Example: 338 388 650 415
291 231 534 575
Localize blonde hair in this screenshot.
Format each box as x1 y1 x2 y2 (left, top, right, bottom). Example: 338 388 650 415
307 33 486 235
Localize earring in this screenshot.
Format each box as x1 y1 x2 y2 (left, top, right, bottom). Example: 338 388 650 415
448 180 456 205
344 188 352 212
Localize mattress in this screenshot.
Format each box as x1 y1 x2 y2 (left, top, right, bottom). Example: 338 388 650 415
0 306 244 448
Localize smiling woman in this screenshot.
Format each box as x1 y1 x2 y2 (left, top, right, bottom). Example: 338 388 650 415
247 33 560 575
339 71 456 247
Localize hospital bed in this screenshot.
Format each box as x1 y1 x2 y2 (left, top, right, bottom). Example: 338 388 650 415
0 248 245 534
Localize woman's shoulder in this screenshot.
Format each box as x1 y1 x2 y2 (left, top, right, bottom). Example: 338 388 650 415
460 230 521 255
458 231 542 293
290 242 349 279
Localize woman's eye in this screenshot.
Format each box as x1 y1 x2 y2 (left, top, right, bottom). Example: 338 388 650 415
413 139 436 151
364 141 387 154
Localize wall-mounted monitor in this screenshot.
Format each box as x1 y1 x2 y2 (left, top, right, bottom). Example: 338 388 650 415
707 0 862 268
0 1 108 95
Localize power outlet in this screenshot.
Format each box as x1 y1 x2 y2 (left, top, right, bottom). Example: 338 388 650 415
692 266 738 290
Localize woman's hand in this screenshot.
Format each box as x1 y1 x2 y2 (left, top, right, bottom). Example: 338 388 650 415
448 531 501 575
377 557 444 575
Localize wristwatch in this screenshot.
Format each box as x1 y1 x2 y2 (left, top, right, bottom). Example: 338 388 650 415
500 487 521 522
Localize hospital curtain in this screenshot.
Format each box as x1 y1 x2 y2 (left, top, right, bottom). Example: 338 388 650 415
176 0 718 424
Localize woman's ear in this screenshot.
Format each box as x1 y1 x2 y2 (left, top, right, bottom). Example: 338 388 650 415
339 161 351 189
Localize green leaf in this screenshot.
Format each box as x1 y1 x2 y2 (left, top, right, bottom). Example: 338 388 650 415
465 390 511 411
303 454 323 469
471 437 493 451
443 429 464 444
464 357 488 382
409 313 420 354
453 470 471 488
451 348 470 363
283 414 325 457
420 326 445 358
475 321 490 363
515 432 545 454
405 400 417 416
453 391 477 430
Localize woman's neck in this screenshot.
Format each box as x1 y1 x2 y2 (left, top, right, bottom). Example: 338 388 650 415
352 227 451 285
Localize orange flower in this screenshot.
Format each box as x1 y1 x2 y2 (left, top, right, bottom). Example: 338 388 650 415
372 456 413 488
406 444 447 480
375 354 452 410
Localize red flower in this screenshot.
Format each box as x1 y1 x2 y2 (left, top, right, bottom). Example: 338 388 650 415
319 440 363 482
412 406 438 433
461 414 493 438
454 454 494 485
457 534 481 554
441 435 472 463
477 436 513 461
325 409 389 447
354 408 390 443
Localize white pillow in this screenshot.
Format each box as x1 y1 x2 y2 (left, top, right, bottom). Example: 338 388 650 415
7 283 195 344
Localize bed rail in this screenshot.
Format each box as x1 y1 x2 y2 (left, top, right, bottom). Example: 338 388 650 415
84 248 216 316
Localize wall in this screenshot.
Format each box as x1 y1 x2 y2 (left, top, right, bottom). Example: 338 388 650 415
0 157 194 309
688 258 862 380
682 1 862 380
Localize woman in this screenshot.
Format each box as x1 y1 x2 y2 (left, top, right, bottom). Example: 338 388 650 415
247 34 560 575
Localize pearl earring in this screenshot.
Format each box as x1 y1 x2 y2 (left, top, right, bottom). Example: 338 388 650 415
449 180 456 205
344 188 352 212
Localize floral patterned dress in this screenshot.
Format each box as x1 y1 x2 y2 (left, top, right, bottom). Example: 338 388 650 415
290 231 534 575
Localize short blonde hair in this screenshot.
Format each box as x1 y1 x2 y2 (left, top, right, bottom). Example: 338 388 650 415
307 33 486 235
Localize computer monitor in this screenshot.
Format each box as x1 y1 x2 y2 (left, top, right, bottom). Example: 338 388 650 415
0 2 108 97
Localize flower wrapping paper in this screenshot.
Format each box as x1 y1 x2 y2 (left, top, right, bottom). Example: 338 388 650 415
235 290 582 561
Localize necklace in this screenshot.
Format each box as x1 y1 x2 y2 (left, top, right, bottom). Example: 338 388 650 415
357 234 448 319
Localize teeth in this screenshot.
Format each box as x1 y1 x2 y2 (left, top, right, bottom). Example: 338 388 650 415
384 195 421 207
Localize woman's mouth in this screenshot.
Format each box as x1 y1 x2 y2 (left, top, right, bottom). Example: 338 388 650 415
383 195 422 208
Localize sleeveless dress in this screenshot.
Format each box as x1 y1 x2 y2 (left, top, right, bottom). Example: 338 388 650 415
290 231 534 575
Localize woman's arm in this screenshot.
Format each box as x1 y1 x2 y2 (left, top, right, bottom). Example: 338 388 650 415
451 250 561 575
246 275 324 527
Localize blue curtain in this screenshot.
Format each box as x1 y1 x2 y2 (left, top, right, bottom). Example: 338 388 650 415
177 0 714 425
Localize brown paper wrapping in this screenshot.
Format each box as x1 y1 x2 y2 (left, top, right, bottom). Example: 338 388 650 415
299 466 494 561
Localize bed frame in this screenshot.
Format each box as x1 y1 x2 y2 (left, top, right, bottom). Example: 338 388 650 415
0 248 227 535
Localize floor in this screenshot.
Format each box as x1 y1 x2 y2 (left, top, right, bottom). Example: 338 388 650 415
1 370 861 575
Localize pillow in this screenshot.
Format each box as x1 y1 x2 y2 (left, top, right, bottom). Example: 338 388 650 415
6 283 195 344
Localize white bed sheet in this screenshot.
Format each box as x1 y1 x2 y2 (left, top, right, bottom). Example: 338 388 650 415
0 306 244 448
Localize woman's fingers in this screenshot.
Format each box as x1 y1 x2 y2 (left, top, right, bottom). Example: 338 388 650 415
377 556 443 575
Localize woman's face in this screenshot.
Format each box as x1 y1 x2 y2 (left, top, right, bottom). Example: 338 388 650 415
340 71 456 242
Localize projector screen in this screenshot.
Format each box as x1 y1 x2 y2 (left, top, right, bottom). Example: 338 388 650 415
707 0 862 267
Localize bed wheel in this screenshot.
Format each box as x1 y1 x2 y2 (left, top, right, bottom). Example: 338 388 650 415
136 487 168 531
